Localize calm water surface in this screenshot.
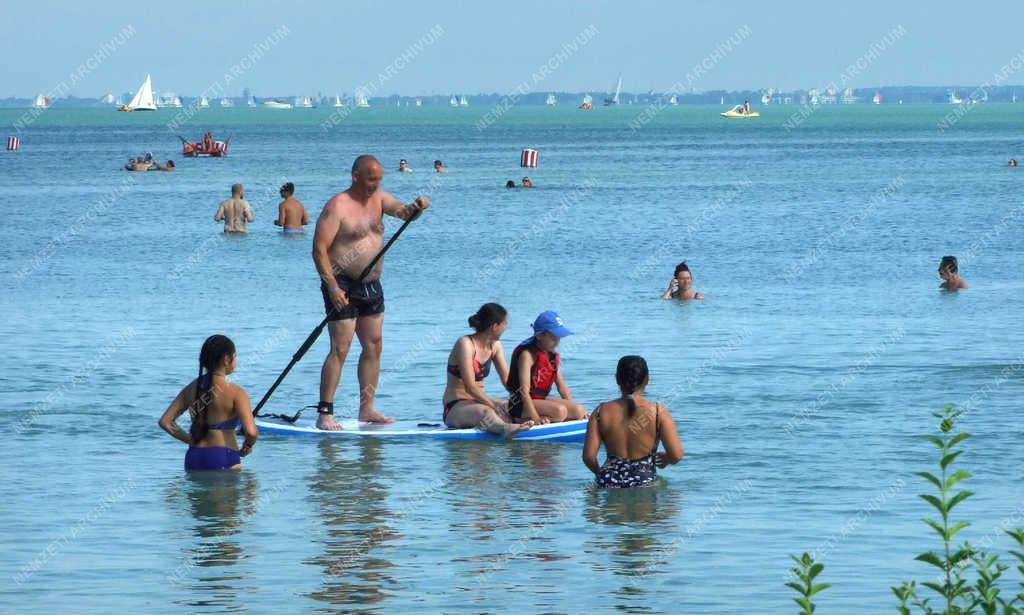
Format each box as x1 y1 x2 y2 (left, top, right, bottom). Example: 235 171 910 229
1 105 1022 613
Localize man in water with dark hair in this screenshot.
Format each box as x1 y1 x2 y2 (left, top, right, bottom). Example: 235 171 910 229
274 182 309 233
938 255 969 291
312 154 429 430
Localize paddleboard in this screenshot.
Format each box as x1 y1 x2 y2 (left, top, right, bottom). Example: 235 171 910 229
255 416 586 442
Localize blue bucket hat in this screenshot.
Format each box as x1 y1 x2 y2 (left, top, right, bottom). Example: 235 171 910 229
522 310 573 345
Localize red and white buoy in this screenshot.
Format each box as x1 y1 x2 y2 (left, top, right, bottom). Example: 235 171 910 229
6 136 19 151
520 148 538 168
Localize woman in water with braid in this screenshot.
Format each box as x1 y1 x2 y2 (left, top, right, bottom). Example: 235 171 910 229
159 335 258 471
443 303 533 437
583 356 683 488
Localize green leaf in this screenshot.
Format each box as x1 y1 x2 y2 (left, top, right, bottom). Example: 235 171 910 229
947 490 975 510
916 551 946 569
948 432 971 448
941 450 964 470
809 582 831 596
944 469 972 490
921 580 946 594
785 581 804 594
925 435 946 449
918 471 943 489
809 562 824 579
920 494 947 514
948 520 971 540
924 518 947 539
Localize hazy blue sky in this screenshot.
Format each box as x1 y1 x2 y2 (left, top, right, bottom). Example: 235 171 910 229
4 1 1024 97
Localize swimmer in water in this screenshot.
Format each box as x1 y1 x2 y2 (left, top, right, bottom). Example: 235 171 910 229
661 261 705 300
274 182 310 234
938 255 969 291
398 159 412 173
158 334 258 471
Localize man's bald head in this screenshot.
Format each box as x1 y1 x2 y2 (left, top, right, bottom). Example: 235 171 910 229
352 154 382 174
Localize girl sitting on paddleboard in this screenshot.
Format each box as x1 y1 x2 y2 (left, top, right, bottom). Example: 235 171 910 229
583 355 683 488
443 303 532 437
505 310 587 424
159 334 258 471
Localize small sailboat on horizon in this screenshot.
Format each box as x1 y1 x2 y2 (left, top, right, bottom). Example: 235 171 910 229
579 93 593 110
356 91 370 108
546 93 557 106
121 74 157 111
333 95 344 107
33 94 50 109
669 94 678 106
604 74 622 106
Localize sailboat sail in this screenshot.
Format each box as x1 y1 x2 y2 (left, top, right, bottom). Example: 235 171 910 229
127 75 157 110
356 91 370 108
449 95 458 107
604 74 622 105
333 95 344 107
459 95 469 106
33 94 49 108
199 96 209 108
669 94 678 106
248 95 257 107
546 93 557 106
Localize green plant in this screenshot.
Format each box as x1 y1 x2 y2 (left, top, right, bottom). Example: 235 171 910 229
911 404 975 611
787 552 830 614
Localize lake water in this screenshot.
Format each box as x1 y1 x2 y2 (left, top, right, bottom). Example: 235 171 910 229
1 104 1022 613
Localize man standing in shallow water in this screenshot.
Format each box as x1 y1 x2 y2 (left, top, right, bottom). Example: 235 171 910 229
214 183 254 233
312 154 429 430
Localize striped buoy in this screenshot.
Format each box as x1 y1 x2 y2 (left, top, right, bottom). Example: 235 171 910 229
6 136 19 151
520 148 538 168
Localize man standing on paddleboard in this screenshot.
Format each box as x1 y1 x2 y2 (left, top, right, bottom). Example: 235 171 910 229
312 154 429 430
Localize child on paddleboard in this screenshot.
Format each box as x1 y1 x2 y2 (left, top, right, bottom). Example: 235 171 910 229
505 310 587 424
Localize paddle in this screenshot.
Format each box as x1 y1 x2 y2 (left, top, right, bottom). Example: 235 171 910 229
253 207 423 420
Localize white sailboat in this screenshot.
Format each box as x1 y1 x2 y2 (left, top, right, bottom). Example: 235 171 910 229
333 95 344 108
247 95 257 108
33 94 49 108
1014 90 1018 104
199 96 210 108
579 93 593 110
459 95 469 107
604 74 622 105
872 91 883 105
220 97 234 108
302 96 314 108
669 94 678 106
546 93 557 106
949 90 964 104
115 95 125 106
355 91 370 108
415 97 422 107
449 95 459 107
123 74 157 111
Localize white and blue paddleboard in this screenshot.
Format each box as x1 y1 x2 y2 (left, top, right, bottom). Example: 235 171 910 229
255 416 586 442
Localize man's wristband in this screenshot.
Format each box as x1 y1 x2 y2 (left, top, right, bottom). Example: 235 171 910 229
329 286 342 295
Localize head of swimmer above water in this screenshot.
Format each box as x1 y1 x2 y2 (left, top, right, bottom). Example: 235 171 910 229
280 182 294 197
938 255 959 280
674 261 693 290
352 154 384 198
231 183 245 198
616 355 650 417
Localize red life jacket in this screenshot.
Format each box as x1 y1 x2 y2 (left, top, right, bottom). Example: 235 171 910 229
508 343 559 400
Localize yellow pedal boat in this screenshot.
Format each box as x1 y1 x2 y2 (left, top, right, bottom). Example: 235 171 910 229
721 105 759 118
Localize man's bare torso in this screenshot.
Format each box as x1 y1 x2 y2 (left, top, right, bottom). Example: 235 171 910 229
325 190 386 280
279 197 307 229
219 198 252 233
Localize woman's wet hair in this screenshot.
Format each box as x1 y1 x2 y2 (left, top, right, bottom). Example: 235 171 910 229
468 303 507 332
939 255 958 273
615 355 649 417
190 334 236 445
674 261 691 276
505 180 516 189
280 182 295 195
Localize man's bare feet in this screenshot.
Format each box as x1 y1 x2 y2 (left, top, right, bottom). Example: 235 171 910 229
359 410 395 424
504 420 534 439
316 414 343 431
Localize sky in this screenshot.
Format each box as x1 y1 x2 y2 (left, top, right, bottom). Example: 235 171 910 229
4 1 1024 98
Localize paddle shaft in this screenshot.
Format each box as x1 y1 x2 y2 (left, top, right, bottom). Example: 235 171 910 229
253 209 421 416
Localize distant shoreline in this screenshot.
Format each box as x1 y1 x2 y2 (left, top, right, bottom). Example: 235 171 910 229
3 85 1023 108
